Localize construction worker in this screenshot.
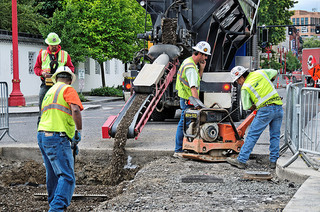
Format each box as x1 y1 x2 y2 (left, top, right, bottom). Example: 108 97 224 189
173 41 211 158
34 32 74 125
37 66 83 211
227 66 283 169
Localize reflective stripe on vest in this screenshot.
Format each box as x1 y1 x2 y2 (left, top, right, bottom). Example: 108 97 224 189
242 70 277 107
177 62 195 87
41 84 72 116
41 50 68 73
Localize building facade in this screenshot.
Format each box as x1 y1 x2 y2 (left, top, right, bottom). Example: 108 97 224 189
291 10 320 38
0 31 125 97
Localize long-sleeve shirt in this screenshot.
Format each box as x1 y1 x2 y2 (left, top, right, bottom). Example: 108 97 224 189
241 69 278 110
34 45 74 79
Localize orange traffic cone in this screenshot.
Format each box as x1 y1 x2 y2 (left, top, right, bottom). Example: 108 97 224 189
286 76 289 85
304 78 308 87
276 76 280 88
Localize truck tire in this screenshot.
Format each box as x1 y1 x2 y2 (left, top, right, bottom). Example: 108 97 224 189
231 84 243 122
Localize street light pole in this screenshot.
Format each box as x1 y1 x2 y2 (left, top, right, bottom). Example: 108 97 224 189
9 0 25 106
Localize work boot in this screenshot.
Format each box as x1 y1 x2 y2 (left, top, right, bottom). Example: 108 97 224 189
173 152 184 158
226 157 246 169
269 162 277 169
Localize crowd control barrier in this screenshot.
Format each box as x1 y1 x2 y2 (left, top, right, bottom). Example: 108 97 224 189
0 82 17 142
281 81 320 170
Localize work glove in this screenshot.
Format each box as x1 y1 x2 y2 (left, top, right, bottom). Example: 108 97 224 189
71 130 81 155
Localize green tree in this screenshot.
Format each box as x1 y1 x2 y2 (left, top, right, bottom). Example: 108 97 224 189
302 36 320 48
76 0 146 87
38 3 88 66
258 0 295 46
33 0 63 18
260 50 282 70
41 0 146 87
0 0 47 34
285 50 301 72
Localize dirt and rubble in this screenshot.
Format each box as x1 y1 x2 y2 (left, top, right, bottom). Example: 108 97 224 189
0 153 301 212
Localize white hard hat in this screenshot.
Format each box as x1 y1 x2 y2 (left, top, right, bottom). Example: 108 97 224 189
230 66 248 82
192 41 211 55
52 66 76 84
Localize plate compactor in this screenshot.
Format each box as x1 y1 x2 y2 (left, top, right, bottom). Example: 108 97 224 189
181 102 256 162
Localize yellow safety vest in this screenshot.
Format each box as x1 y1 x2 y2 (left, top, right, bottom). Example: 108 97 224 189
41 50 68 74
242 70 283 110
38 82 75 139
175 56 200 99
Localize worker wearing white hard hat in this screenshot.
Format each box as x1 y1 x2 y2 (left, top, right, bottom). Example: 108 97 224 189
227 66 283 170
174 41 211 158
38 65 83 211
52 66 76 85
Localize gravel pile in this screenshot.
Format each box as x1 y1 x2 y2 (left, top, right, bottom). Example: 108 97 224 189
95 156 300 212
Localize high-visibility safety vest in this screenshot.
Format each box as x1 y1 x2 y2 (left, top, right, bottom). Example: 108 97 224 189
175 56 200 100
242 70 283 110
41 50 68 74
38 82 75 139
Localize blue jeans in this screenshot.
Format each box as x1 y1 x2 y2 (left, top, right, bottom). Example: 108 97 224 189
37 131 75 212
175 98 192 152
238 105 283 163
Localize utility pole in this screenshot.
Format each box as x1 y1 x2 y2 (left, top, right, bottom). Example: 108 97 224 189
9 0 25 106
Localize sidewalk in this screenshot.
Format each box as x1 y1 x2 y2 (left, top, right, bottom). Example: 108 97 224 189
4 95 320 211
8 95 123 116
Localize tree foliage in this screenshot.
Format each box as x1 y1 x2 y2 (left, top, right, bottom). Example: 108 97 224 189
38 3 88 66
285 50 301 71
0 0 47 34
39 0 146 86
302 36 320 48
258 0 295 46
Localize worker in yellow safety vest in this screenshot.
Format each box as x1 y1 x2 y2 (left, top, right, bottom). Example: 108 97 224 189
37 66 83 211
173 41 211 158
227 66 283 169
34 32 74 125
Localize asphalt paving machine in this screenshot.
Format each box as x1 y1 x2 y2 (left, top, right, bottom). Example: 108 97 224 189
102 0 260 161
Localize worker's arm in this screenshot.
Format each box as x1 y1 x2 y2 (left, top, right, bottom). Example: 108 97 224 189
34 52 43 76
186 67 200 99
191 87 199 99
65 54 75 72
71 104 82 131
241 89 254 111
264 69 278 82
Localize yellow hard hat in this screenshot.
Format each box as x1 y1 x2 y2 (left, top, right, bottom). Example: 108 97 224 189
45 32 61 45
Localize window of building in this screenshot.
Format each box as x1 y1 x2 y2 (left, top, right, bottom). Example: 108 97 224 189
311 17 314 24
292 18 295 25
95 61 100 74
301 18 304 25
85 57 90 75
305 17 308 25
105 60 110 74
28 51 36 74
296 18 299 25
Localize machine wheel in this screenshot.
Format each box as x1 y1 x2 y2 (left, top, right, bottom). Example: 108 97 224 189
231 84 243 122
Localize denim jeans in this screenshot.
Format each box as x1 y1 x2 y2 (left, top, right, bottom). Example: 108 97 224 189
37 131 75 212
238 105 283 163
175 98 192 152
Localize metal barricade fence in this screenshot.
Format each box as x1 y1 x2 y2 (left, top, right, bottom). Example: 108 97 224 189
0 82 17 142
282 82 320 169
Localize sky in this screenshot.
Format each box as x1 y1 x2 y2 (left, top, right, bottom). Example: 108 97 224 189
292 0 320 12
